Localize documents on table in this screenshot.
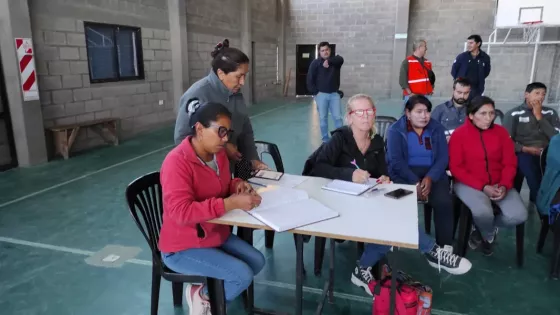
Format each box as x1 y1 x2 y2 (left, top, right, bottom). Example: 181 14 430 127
248 173 308 188
245 186 339 232
321 179 378 196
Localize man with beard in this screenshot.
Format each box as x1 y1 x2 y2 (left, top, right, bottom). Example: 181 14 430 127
431 77 471 142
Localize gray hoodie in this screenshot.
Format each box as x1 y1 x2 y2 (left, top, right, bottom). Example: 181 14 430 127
174 70 258 161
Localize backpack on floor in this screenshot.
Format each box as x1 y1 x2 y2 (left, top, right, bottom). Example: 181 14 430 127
369 270 433 315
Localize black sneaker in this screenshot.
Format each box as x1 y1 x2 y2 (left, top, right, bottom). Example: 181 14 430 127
481 240 494 256
468 226 482 250
424 244 472 275
350 261 374 296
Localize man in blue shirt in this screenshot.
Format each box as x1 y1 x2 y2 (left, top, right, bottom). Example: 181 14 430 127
431 77 471 142
307 41 345 142
451 35 491 100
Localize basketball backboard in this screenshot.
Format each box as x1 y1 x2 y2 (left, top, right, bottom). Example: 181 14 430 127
495 0 560 28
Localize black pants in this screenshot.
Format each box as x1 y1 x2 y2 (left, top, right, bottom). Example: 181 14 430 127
398 167 455 247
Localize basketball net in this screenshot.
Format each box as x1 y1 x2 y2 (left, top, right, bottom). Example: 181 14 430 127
522 21 542 42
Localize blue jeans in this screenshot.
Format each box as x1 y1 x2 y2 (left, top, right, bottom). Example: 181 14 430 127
359 226 435 267
315 92 343 142
161 234 265 302
517 152 542 203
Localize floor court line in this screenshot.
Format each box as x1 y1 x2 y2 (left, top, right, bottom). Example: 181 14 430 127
0 101 300 209
0 144 174 209
0 236 465 315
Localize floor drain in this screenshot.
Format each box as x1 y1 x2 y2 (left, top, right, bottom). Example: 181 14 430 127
85 245 141 268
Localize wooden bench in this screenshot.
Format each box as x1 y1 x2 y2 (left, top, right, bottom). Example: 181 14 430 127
48 118 119 159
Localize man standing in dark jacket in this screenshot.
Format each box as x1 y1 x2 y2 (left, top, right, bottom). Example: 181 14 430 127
451 35 491 100
307 41 344 142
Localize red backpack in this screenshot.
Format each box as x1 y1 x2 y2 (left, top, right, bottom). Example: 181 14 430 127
368 271 433 315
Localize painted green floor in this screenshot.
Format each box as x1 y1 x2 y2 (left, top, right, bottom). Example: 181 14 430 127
0 97 559 315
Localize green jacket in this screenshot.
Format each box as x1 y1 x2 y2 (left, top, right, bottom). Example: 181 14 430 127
502 103 560 152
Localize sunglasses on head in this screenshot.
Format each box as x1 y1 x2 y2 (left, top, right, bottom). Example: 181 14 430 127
349 108 376 117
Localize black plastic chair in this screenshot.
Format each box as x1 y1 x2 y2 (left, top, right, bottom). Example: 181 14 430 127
125 171 227 315
494 109 504 124
254 141 285 249
537 146 550 254
375 116 397 140
455 174 525 268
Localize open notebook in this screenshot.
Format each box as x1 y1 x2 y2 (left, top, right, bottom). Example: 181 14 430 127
246 186 339 232
321 179 378 196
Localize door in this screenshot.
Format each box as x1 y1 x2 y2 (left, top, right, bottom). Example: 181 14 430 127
0 55 17 171
295 44 337 96
295 44 316 96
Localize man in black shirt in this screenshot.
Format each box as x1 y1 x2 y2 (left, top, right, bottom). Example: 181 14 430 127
307 41 345 142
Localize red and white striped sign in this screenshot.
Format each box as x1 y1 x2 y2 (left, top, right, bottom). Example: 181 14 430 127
15 38 39 101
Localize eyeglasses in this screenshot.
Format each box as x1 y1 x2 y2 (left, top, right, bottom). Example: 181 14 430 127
349 108 376 117
210 124 234 138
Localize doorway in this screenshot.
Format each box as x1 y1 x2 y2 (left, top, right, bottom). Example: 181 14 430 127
295 44 336 96
0 54 17 171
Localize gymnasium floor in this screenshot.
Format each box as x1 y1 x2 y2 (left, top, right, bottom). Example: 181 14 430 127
0 97 559 315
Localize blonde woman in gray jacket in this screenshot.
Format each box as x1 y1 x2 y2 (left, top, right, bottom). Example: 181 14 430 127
174 39 268 172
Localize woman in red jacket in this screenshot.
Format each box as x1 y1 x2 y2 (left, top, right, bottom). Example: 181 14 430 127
449 96 528 256
158 99 265 313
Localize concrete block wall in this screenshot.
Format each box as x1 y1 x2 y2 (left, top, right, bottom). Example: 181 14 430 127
286 0 398 99
186 0 241 84
408 0 560 103
252 0 282 103
29 0 174 153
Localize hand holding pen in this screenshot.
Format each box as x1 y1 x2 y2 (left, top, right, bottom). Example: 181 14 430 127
350 159 371 184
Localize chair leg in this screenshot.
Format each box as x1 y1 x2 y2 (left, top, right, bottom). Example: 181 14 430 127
456 204 471 257
537 216 550 254
151 265 162 315
452 195 462 239
550 219 560 279
265 230 275 249
314 236 327 276
172 282 183 306
516 223 525 267
424 205 432 235
207 278 227 315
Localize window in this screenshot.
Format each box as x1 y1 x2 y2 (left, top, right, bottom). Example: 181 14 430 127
84 22 144 83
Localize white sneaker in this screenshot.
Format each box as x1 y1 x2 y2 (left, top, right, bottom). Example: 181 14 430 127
185 284 211 315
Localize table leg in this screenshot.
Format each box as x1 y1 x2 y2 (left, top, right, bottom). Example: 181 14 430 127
388 247 398 315
328 238 335 304
207 278 227 315
295 233 304 315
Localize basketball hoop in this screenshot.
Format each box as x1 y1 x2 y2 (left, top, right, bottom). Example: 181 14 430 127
521 21 543 42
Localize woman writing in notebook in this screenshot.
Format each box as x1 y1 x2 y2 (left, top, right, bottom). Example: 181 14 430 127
313 94 471 297
159 100 265 313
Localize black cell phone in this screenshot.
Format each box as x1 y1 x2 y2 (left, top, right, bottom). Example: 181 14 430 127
384 188 413 200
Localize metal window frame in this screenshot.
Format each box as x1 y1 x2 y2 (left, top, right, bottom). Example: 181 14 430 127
83 21 145 84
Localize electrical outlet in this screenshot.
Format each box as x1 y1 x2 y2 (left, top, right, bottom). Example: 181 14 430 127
159 100 164 106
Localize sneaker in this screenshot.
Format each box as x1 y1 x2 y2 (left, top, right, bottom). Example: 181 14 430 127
424 244 472 275
350 261 374 296
185 284 211 315
468 227 483 250
481 240 494 256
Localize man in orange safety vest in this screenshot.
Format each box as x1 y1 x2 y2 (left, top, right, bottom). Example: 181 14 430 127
399 39 435 102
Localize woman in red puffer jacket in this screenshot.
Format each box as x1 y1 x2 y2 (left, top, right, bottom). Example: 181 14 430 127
449 96 528 256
